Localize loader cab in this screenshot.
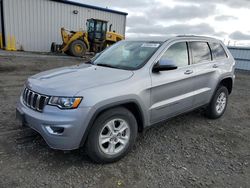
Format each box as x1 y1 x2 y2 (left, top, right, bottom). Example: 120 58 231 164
86 18 108 43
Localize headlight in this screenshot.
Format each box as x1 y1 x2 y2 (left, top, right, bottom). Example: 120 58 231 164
48 97 82 109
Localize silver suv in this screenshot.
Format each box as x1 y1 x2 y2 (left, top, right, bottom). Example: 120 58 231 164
16 36 235 163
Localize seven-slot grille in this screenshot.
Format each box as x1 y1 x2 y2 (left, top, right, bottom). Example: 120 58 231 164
22 88 49 112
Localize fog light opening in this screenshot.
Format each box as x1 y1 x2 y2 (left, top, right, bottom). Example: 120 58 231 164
45 126 64 135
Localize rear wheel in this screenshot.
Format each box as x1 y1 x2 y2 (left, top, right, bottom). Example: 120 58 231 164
206 86 228 119
86 107 138 163
69 40 87 57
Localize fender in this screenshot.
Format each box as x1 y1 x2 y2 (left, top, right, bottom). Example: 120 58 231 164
79 98 148 147
208 75 233 104
217 75 233 93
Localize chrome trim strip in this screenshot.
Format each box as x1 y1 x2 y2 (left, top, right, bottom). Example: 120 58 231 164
27 90 31 107
30 92 35 109
36 95 41 111
25 89 28 104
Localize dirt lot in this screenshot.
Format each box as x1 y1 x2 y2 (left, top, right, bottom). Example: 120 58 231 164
0 51 249 188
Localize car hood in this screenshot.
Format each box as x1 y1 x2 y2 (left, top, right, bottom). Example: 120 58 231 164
27 64 134 96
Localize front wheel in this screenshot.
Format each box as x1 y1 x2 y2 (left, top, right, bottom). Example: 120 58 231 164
69 40 87 57
86 107 138 163
206 86 229 119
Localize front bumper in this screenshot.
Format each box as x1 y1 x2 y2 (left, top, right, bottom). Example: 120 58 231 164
16 96 92 150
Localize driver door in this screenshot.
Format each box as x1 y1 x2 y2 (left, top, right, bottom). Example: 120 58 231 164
150 42 195 123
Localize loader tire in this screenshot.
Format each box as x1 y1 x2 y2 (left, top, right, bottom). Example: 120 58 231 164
69 40 87 57
64 50 72 56
51 42 56 52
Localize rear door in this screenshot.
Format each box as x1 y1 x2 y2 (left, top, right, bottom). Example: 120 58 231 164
150 41 196 123
209 42 230 73
188 41 217 107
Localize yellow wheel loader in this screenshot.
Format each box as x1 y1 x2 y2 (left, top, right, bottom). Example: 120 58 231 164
51 18 124 57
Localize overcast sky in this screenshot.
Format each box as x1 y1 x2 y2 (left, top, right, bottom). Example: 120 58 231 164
73 0 250 46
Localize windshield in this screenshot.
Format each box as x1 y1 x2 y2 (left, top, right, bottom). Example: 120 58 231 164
92 41 162 70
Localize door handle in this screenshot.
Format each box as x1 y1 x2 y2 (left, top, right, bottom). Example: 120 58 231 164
213 64 218 68
184 70 193 75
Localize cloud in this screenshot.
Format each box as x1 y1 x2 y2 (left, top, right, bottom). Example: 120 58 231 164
72 0 156 9
109 0 156 8
214 15 238 21
229 31 250 40
127 23 215 36
126 4 217 33
127 16 150 27
216 31 227 37
147 4 216 21
73 0 250 42
176 0 250 8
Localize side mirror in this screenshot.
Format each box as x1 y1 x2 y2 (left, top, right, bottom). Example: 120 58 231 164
153 59 177 72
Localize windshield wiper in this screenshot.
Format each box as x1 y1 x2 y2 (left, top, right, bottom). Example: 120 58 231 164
96 63 118 69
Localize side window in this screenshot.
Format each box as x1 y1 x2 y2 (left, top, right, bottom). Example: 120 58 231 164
160 42 189 67
87 21 95 32
102 23 107 33
209 43 227 60
189 42 212 64
95 21 102 32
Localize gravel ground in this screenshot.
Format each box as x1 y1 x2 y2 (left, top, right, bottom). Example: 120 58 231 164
0 51 249 188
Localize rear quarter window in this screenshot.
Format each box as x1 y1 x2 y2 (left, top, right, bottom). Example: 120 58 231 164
209 43 228 60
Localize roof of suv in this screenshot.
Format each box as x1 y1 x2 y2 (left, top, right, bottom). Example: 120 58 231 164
175 35 220 41
126 35 221 43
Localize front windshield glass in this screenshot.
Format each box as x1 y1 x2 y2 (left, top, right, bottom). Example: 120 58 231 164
92 41 162 70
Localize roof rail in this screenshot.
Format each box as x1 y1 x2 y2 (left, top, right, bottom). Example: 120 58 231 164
176 35 219 41
176 35 201 37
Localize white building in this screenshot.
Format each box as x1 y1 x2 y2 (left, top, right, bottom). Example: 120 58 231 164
0 0 127 52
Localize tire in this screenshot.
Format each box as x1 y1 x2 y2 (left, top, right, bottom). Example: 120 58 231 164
86 107 138 163
206 86 228 119
69 40 87 57
64 50 72 56
50 42 56 52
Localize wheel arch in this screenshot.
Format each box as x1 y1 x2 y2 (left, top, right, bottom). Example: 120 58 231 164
79 99 146 147
218 77 233 94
